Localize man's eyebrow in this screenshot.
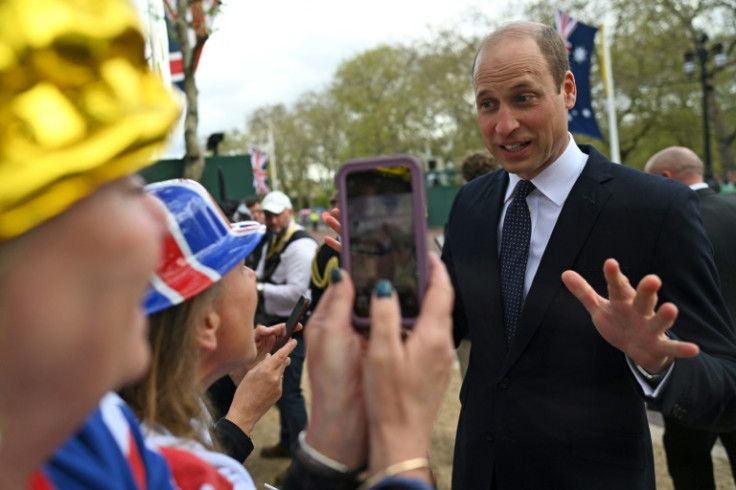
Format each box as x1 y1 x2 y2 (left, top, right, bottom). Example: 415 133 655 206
476 80 539 100
509 80 537 91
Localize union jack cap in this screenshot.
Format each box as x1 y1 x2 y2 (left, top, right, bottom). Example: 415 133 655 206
143 179 265 315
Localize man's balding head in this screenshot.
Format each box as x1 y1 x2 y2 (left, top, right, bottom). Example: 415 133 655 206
644 146 704 186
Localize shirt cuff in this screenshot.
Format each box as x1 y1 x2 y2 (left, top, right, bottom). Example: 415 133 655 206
625 356 674 398
369 476 436 489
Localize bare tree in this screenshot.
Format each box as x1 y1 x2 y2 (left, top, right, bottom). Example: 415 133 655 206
170 0 222 180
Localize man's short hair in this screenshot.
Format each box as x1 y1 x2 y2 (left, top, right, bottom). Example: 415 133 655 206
473 22 569 93
244 195 261 208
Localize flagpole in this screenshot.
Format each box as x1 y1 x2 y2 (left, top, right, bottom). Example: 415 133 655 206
600 24 621 163
266 118 279 190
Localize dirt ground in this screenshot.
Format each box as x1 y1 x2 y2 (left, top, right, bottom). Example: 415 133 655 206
243 227 735 489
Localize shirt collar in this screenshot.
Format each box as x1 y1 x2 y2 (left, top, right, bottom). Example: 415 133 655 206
504 133 588 206
690 182 709 191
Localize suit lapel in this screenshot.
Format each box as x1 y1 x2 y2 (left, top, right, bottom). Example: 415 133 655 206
502 149 614 372
461 171 509 360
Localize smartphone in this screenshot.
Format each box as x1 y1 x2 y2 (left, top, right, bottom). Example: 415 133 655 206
271 295 310 354
336 155 429 333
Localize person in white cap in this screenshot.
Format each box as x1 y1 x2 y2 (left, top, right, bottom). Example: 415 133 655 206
254 191 317 473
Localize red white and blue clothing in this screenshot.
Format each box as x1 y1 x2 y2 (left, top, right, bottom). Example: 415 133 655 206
29 393 242 490
29 393 174 489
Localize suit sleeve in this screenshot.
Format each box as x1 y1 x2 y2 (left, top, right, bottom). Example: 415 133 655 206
441 187 468 348
648 185 736 432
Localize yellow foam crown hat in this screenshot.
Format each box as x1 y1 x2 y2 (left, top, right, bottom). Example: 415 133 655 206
0 0 181 240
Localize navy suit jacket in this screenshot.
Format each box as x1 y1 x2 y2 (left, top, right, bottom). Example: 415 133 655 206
696 187 736 319
442 145 736 490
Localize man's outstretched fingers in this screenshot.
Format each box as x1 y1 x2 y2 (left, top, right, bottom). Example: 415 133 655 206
649 302 678 334
632 275 661 315
561 270 601 314
602 259 634 301
670 339 700 358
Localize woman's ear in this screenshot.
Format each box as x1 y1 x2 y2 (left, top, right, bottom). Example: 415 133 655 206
196 310 220 352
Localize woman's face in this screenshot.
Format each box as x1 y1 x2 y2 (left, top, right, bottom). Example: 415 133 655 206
1 176 167 413
211 264 258 370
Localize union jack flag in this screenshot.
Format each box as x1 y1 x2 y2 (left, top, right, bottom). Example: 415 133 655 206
554 10 603 140
554 10 578 52
163 0 221 91
250 147 270 194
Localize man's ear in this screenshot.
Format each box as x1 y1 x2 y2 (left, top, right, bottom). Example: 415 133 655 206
196 311 220 352
562 70 577 110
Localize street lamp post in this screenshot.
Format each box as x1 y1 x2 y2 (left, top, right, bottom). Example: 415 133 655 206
683 33 727 184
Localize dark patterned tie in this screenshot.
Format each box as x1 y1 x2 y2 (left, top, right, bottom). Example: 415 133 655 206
500 179 535 343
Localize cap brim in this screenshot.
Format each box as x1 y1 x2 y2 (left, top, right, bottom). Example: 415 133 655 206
262 205 285 214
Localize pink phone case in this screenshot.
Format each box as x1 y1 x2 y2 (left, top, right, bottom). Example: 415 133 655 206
336 154 429 332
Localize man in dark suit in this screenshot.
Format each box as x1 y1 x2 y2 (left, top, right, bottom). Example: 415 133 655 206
441 21 736 489
645 146 736 489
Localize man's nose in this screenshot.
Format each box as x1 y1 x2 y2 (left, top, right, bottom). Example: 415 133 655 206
495 105 519 136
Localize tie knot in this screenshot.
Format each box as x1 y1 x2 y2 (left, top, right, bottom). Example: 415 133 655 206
513 179 535 200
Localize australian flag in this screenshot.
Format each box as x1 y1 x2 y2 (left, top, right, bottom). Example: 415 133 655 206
555 10 603 140
250 147 270 195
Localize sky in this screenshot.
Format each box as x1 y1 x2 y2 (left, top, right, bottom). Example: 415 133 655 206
134 0 513 157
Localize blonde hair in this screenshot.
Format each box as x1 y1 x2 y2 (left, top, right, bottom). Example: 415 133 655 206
119 283 220 446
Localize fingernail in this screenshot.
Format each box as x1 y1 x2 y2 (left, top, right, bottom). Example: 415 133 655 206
375 279 393 298
330 267 342 283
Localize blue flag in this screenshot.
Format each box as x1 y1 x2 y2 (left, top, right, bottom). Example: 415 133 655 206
555 11 603 140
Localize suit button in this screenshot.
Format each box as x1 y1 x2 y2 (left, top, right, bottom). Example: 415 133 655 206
671 404 688 420
485 432 495 442
498 378 510 389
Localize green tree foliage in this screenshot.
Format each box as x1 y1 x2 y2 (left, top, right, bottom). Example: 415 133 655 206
526 0 735 173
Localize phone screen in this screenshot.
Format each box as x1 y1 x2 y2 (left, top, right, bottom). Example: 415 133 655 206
345 166 420 320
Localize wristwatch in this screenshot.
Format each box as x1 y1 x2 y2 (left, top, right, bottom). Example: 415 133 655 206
634 362 666 383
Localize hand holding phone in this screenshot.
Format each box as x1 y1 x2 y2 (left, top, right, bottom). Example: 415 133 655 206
336 155 428 333
270 295 310 354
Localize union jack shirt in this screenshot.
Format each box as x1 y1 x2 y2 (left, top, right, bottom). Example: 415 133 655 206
28 393 238 489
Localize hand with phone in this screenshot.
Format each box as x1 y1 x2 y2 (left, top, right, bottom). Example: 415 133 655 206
224 337 297 446
297 255 454 487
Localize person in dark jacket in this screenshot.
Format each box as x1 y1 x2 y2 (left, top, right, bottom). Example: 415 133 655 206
442 20 736 489
646 146 736 490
